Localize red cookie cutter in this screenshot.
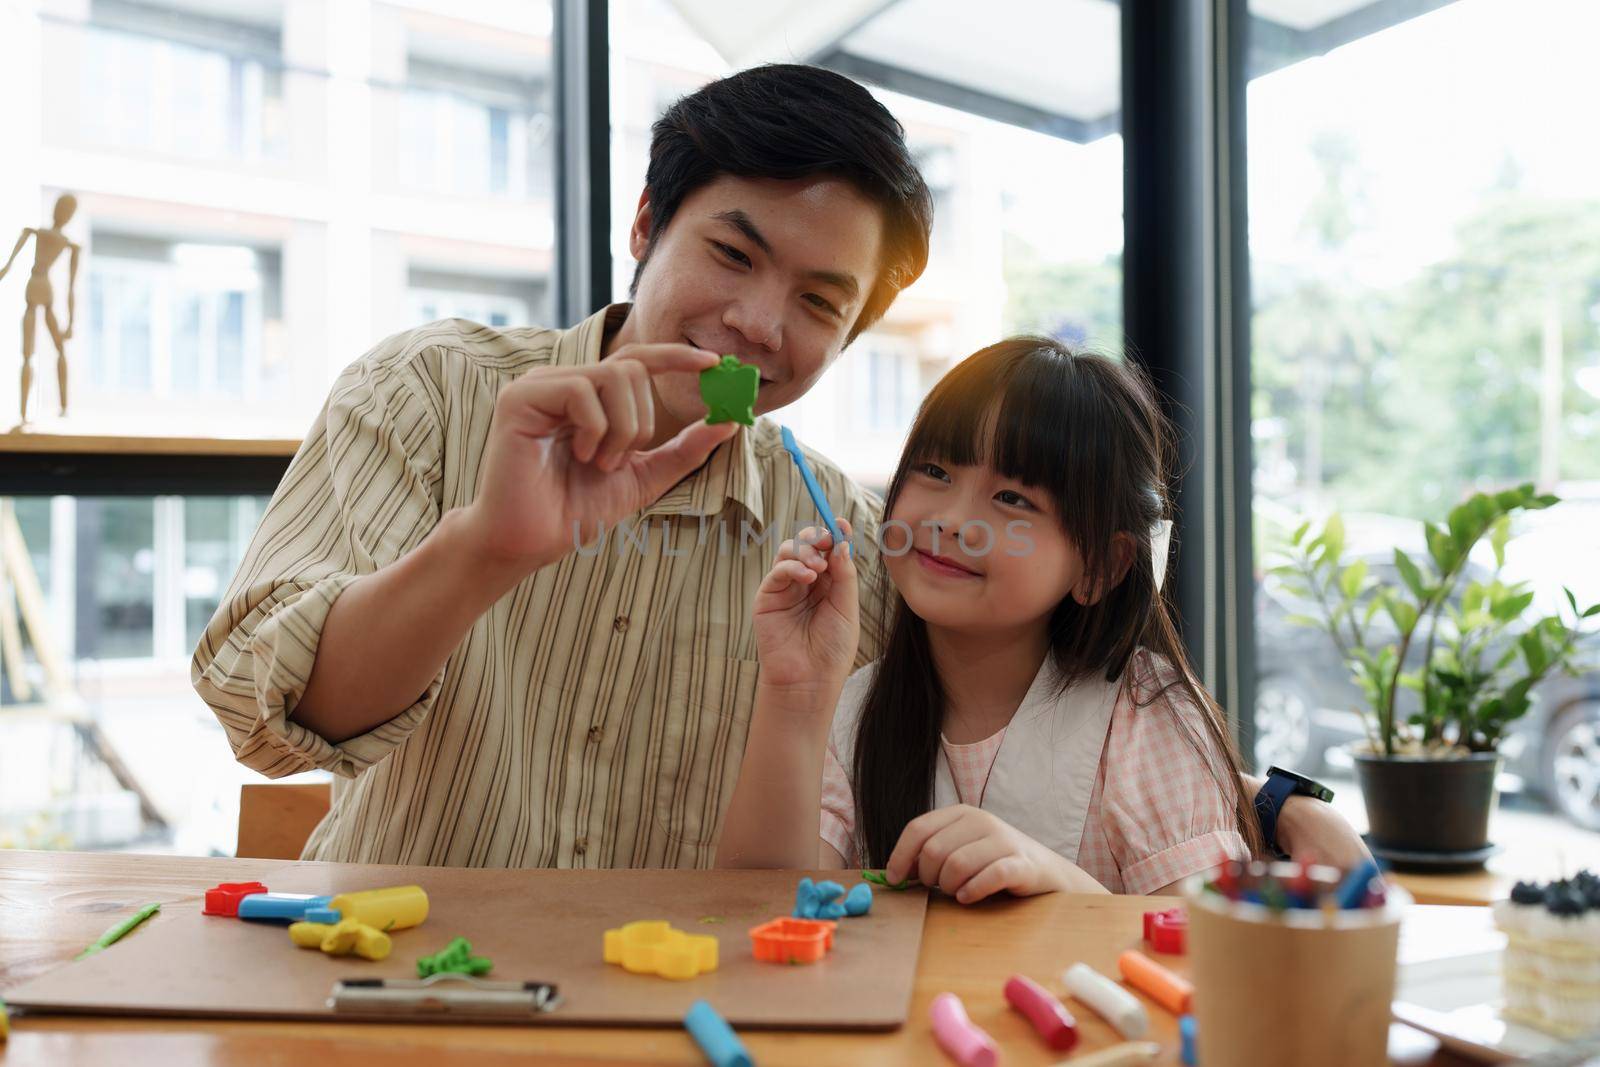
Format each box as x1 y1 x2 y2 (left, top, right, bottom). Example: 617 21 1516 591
204 881 269 917
1143 907 1188 954
749 917 837 964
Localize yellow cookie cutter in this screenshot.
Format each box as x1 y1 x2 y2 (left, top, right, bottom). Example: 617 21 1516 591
602 920 719 980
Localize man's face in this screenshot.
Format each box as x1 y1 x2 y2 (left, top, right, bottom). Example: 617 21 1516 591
621 174 885 432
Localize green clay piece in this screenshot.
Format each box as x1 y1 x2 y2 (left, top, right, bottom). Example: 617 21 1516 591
699 355 759 426
416 936 494 978
862 870 915 891
77 902 161 960
698 916 725 925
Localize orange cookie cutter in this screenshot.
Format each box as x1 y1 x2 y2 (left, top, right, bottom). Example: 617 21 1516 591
749 917 837 964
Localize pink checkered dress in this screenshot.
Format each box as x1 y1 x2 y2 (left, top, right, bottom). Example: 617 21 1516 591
820 650 1250 895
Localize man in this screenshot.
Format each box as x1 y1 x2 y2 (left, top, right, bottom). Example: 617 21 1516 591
194 64 1361 873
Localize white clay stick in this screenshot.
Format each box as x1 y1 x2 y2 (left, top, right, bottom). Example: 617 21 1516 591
1063 962 1150 1039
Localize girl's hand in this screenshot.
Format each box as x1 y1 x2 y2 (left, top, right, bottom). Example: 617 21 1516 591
752 521 860 697
885 804 1103 904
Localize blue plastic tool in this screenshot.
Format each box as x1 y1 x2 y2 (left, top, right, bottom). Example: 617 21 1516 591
780 425 847 554
685 999 752 1067
1180 1013 1197 1065
236 893 335 923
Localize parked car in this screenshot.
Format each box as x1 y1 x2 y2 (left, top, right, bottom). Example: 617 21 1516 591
1253 508 1600 832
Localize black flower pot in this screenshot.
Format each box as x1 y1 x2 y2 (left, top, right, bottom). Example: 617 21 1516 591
1353 751 1502 854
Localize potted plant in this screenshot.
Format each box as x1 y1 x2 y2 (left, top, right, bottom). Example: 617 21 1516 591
1271 484 1599 863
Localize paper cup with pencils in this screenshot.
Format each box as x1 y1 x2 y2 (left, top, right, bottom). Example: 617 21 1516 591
1185 859 1409 1067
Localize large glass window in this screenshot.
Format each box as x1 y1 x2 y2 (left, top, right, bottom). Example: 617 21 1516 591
9 0 558 436
2 0 559 856
1247 1 1600 856
609 0 1123 489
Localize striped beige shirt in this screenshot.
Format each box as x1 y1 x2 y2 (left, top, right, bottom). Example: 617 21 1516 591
192 305 890 869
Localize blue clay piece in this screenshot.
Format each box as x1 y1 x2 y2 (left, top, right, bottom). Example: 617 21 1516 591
843 883 873 916
793 877 817 919
793 877 847 919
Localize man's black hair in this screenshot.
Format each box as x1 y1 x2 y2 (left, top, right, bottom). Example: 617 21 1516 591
632 64 934 343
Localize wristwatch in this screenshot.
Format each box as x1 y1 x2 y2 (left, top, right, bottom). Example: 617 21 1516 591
1254 765 1335 860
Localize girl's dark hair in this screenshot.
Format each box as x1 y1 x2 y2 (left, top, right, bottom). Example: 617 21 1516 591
632 64 933 343
852 336 1266 866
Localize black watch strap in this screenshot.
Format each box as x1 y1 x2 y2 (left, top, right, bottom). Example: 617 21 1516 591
1254 766 1334 858
1254 773 1300 859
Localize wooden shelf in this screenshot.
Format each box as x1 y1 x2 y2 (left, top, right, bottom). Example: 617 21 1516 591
0 426 301 496
0 427 300 458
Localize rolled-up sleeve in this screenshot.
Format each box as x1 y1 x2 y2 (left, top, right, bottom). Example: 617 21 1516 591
1100 656 1251 895
191 347 446 779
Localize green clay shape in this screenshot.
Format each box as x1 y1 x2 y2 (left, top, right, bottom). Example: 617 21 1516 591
700 355 759 426
416 936 494 978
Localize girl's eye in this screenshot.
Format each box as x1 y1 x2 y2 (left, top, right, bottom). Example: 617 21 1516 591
713 242 751 267
996 489 1034 509
804 293 842 318
915 462 949 482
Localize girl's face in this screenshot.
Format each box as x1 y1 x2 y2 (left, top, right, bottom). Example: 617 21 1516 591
884 459 1088 634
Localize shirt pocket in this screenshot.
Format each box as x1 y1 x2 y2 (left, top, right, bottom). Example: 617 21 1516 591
652 652 761 862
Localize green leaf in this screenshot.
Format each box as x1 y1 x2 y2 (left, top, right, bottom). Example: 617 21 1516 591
1339 560 1368 599
1500 679 1536 722
1585 604 1600 619
1321 514 1346 564
1426 524 1456 573
1394 549 1427 600
1520 631 1549 675
1284 614 1324 629
1490 515 1511 569
1491 591 1536 623
1387 597 1419 634
1447 498 1478 551
1290 520 1311 547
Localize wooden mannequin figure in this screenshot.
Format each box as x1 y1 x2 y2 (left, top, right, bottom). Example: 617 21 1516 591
0 193 80 424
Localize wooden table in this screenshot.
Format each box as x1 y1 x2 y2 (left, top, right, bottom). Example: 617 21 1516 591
0 851 1481 1066
1390 868 1512 907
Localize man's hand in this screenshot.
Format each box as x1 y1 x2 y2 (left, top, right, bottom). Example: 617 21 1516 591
459 343 736 576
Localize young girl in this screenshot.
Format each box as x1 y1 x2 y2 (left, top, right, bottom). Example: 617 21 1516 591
716 336 1265 899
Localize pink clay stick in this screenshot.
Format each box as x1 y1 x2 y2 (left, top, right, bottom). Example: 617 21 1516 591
930 992 999 1067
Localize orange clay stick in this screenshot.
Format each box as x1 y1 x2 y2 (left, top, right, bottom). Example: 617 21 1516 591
1117 950 1193 1015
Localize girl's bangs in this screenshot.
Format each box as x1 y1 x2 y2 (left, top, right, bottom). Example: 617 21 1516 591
897 343 1087 517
